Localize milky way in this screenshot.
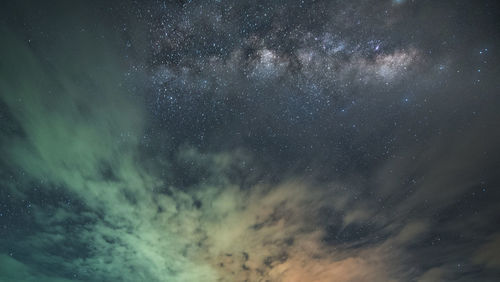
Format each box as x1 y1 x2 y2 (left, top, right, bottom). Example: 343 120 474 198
1 1 500 281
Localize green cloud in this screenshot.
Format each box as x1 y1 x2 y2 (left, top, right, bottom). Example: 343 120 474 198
0 26 218 281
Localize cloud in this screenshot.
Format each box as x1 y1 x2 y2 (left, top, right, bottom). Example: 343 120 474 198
417 267 449 282
0 254 75 282
473 233 500 269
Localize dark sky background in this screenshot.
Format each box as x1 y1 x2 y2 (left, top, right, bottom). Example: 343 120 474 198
1 0 500 281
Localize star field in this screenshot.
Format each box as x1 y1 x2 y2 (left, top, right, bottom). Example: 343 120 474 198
1 0 500 281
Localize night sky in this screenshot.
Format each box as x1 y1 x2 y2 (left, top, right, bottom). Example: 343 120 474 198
1 0 500 281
